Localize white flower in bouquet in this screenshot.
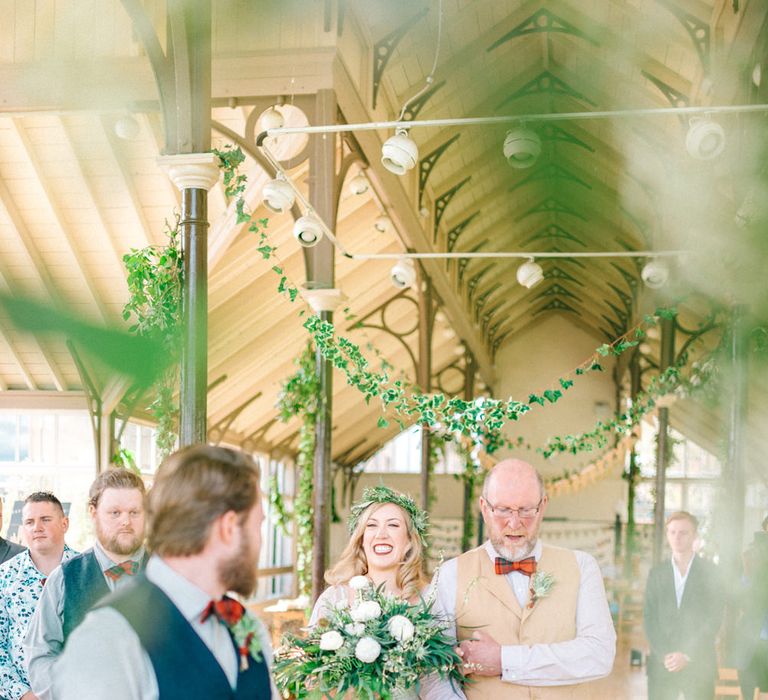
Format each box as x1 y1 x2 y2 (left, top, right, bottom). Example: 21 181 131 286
319 630 344 651
349 575 370 591
344 622 366 636
354 636 381 663
387 614 415 642
333 598 349 610
351 600 382 622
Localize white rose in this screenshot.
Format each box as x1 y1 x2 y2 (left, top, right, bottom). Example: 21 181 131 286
349 575 370 591
319 630 344 651
333 598 349 610
351 600 382 622
387 614 415 642
344 622 366 636
354 636 381 663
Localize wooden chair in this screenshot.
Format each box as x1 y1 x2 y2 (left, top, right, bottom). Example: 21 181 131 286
715 667 742 699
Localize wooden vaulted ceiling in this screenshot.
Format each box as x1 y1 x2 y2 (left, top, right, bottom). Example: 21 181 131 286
0 0 766 469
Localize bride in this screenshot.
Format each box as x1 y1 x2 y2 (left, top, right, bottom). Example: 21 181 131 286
309 485 429 625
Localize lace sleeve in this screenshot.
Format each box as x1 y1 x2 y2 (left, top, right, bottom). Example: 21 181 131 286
308 585 350 626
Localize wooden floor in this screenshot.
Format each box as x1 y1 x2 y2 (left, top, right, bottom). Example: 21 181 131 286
590 628 648 699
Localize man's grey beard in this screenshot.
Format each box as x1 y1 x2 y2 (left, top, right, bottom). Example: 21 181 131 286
491 534 537 561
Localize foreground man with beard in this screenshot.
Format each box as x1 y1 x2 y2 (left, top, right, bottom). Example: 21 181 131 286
51 445 274 699
24 469 147 699
426 459 616 699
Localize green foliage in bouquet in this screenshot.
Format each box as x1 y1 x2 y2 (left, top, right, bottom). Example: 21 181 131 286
274 578 464 699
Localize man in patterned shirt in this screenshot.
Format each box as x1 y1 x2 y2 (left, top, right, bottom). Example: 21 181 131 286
0 492 76 700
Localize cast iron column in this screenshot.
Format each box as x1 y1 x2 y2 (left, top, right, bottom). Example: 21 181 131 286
307 89 337 604
418 278 434 513
652 316 676 564
461 355 476 552
624 351 641 576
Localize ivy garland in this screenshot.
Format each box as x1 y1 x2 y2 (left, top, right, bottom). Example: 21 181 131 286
122 217 183 458
276 341 319 598
212 145 710 458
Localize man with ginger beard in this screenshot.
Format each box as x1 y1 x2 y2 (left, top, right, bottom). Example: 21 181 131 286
426 458 616 699
52 444 275 699
24 469 147 700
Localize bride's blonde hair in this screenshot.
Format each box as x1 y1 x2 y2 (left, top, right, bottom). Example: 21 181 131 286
325 501 428 598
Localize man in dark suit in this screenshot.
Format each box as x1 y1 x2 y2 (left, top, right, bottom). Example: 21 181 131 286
644 511 725 700
0 499 25 565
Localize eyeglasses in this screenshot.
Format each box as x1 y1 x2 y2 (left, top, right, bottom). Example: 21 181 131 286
484 498 543 521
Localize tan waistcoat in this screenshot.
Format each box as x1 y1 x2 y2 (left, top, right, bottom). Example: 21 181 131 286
455 544 591 700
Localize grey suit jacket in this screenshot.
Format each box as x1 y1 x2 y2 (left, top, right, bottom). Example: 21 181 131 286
0 535 25 565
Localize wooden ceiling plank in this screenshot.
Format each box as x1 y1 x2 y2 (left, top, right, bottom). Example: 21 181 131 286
10 118 111 323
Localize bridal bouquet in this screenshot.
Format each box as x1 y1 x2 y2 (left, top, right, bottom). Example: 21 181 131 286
274 576 464 699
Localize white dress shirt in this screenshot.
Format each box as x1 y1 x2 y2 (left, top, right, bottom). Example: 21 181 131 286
423 540 616 699
51 555 275 700
671 556 693 608
24 542 145 700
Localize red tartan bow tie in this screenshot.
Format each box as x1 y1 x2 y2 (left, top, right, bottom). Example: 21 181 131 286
104 560 140 581
200 596 246 626
494 556 537 576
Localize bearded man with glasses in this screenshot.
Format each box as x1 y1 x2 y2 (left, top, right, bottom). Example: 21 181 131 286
425 458 616 699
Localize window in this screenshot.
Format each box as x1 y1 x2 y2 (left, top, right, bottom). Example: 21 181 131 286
356 425 465 474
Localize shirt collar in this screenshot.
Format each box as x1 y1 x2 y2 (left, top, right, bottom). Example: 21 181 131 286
484 539 543 563
25 543 76 576
145 555 216 624
92 540 146 572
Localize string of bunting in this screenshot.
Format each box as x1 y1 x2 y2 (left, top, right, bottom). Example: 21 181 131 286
214 146 717 456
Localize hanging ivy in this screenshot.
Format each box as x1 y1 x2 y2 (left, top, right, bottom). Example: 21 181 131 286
122 218 183 458
213 145 716 459
276 341 319 598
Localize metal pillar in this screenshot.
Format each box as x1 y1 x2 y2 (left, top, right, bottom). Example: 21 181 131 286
624 351 641 576
652 316 676 564
723 304 748 565
461 355 477 552
418 278 434 513
307 89 337 604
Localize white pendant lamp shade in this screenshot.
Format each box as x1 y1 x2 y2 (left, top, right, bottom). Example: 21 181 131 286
349 173 369 195
374 214 391 233
516 259 544 288
685 118 725 160
641 260 669 289
262 178 295 213
293 215 324 247
381 129 418 175
114 115 140 141
503 128 541 169
260 106 284 131
390 258 416 288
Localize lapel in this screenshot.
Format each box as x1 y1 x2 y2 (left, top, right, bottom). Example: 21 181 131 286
678 556 701 612
660 560 679 617
0 539 9 562
478 547 523 619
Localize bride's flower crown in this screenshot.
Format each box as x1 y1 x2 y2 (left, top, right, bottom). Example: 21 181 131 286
348 485 430 547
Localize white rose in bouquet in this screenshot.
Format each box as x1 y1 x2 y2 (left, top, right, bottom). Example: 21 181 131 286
319 630 344 651
344 622 366 636
351 600 382 622
349 575 370 591
354 636 381 663
387 614 415 642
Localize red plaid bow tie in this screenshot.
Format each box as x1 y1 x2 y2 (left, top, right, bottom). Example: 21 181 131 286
104 560 140 581
494 556 537 576
200 596 246 626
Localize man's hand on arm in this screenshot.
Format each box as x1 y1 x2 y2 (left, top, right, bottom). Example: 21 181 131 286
20 691 39 700
663 651 689 673
457 630 502 677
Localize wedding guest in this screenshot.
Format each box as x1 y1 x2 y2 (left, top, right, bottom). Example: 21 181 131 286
310 485 429 623
0 498 25 565
0 493 76 700
427 458 616 699
25 468 147 699
52 444 275 699
643 511 724 700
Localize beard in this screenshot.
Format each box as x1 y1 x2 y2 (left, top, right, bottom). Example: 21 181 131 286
95 520 142 557
490 532 536 561
218 527 259 597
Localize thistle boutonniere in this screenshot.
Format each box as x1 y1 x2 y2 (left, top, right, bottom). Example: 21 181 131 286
229 612 264 671
528 571 556 609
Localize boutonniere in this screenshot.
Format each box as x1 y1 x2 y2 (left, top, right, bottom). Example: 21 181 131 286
230 612 264 671
528 571 556 609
